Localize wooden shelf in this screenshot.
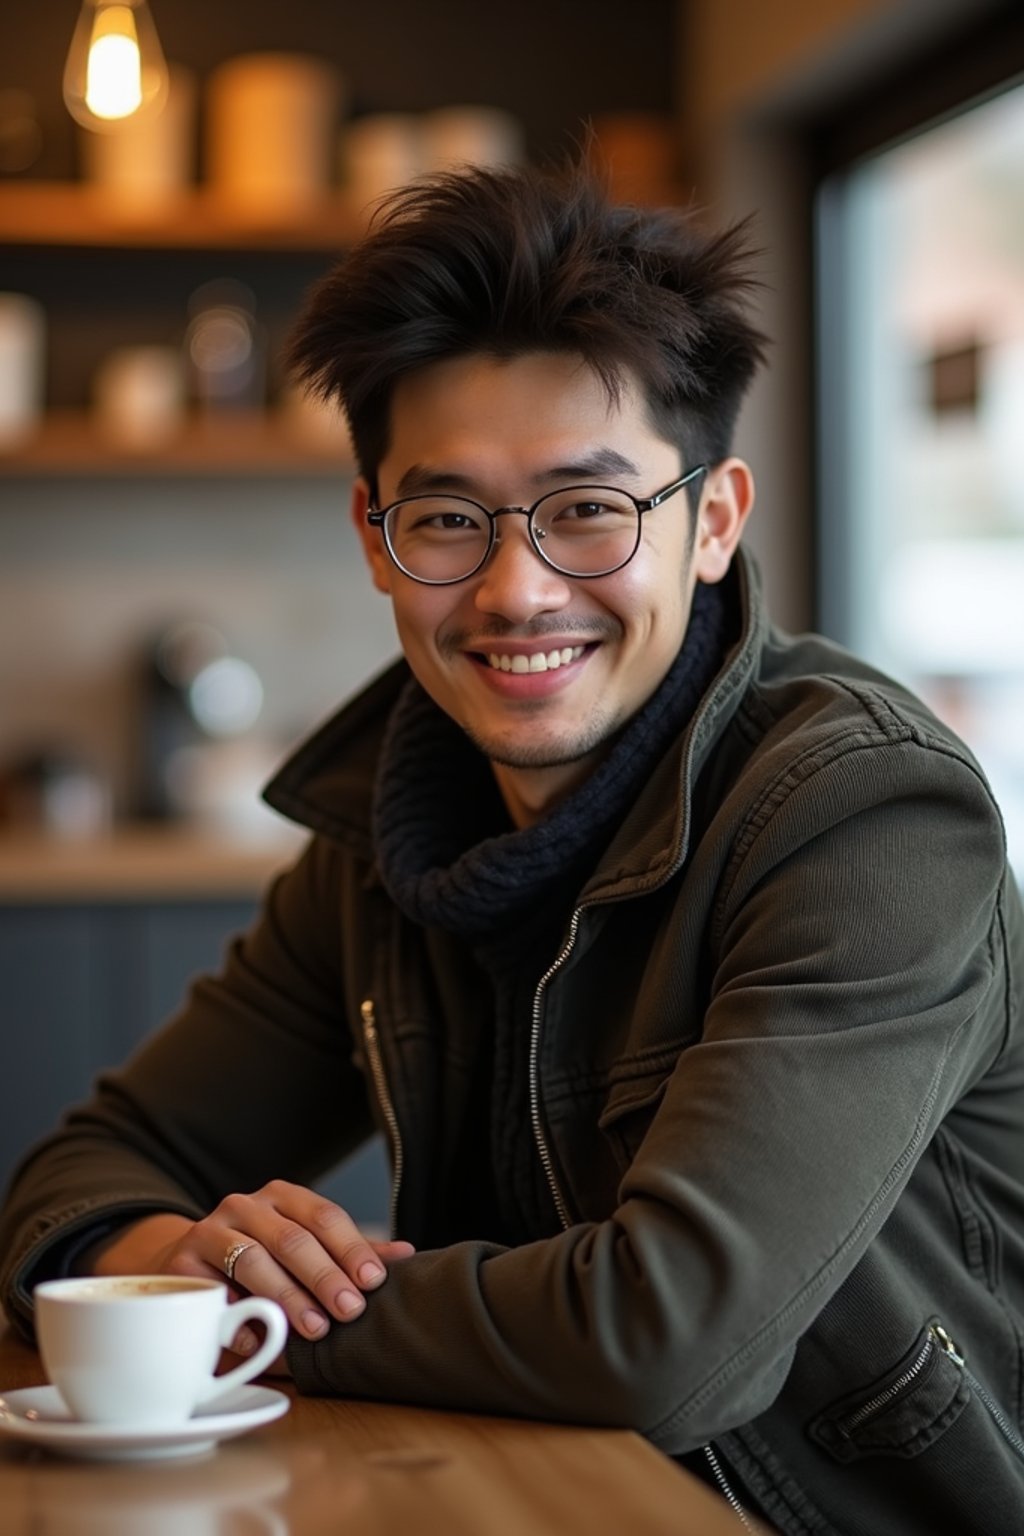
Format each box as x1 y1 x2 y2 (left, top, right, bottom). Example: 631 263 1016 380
0 410 355 475
0 825 302 900
0 181 367 251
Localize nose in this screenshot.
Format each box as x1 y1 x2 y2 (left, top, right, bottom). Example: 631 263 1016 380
472 517 573 623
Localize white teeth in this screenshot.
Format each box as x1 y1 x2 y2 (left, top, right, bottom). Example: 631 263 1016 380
485 645 585 673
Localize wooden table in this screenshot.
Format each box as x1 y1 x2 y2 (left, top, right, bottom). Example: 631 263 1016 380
0 1319 750 1535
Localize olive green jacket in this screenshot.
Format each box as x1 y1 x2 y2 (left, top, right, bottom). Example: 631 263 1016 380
3 549 1023 1535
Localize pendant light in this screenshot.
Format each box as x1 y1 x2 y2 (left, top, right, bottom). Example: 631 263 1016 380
63 0 169 131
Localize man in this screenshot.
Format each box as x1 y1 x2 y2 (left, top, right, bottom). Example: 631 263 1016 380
2 163 1023 1535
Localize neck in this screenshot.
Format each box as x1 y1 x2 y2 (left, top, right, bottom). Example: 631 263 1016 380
491 753 605 829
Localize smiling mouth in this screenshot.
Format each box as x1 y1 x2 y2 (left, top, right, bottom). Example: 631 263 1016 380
481 645 588 674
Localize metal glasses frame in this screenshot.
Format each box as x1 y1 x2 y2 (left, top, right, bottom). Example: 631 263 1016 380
366 464 708 585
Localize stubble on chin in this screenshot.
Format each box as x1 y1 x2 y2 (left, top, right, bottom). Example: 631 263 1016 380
460 705 623 773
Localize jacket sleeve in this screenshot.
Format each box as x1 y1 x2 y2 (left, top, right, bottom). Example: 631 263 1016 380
0 835 371 1333
284 729 1018 1452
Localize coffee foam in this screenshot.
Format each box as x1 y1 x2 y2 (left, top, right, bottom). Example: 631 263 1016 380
68 1278 213 1300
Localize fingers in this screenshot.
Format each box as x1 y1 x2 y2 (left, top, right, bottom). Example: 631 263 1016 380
371 1239 417 1262
179 1182 416 1344
217 1227 356 1340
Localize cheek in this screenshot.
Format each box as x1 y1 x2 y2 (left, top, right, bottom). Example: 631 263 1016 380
605 562 689 641
391 592 453 662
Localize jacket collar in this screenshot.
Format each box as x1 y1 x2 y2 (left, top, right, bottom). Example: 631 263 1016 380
573 544 763 903
263 660 410 860
262 546 767 883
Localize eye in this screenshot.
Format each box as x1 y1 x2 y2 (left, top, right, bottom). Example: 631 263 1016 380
543 492 635 531
554 499 615 521
404 508 484 534
422 512 476 529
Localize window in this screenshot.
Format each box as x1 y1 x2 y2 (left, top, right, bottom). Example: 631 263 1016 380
817 79 1024 878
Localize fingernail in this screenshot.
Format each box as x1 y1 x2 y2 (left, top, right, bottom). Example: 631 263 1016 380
358 1262 384 1286
337 1290 365 1318
302 1310 329 1338
234 1328 257 1355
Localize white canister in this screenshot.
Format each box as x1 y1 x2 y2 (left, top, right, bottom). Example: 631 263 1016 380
92 346 184 449
79 64 197 212
341 113 424 212
0 293 45 448
206 53 342 215
420 107 524 174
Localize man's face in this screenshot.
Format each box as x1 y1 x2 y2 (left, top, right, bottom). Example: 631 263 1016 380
355 351 739 824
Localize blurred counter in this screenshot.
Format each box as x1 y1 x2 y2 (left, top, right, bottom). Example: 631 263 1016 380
0 825 303 901
0 825 304 1200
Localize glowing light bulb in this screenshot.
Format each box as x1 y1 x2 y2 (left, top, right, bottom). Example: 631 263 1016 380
86 24 142 120
63 0 168 132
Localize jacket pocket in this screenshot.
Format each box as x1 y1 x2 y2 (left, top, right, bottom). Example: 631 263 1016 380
597 1072 672 1170
809 1320 970 1462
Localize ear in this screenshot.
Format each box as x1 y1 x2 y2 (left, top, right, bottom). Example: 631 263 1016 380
351 478 392 595
692 458 755 583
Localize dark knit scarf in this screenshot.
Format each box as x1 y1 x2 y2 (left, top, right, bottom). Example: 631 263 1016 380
372 580 729 937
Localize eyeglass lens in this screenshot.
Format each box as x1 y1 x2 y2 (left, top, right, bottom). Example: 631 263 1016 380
385 487 641 581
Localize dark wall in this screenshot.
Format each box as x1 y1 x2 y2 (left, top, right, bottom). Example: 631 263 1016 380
0 0 676 180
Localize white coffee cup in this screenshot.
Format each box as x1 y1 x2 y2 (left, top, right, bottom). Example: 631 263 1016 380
35 1276 288 1427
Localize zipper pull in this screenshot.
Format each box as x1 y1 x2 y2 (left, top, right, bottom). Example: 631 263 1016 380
930 1322 965 1368
360 997 376 1039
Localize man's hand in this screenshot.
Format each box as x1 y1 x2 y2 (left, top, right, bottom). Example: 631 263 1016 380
87 1182 415 1343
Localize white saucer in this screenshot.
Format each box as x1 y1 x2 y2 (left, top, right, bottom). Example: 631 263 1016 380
0 1383 290 1460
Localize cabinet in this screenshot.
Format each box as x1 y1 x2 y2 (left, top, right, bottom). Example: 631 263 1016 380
0 893 390 1226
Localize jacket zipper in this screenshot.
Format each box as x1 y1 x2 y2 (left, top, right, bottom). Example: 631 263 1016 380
935 1324 1024 1462
703 1442 761 1532
837 1322 1024 1462
528 908 583 1230
836 1331 936 1437
360 998 404 1239
529 908 753 1527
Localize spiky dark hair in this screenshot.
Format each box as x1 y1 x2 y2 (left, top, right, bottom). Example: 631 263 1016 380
288 160 767 486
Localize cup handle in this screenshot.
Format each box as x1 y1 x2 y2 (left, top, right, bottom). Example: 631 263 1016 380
198 1296 289 1405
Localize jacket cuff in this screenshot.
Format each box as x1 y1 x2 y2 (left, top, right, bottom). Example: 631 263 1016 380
286 1332 333 1395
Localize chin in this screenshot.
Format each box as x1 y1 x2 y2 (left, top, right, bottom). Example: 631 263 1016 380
467 722 617 773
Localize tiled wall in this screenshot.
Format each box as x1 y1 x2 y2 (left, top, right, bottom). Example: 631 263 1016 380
1 474 399 822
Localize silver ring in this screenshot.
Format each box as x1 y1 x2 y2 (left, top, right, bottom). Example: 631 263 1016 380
223 1240 255 1283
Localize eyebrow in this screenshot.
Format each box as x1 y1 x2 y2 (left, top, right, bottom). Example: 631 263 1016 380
394 448 642 500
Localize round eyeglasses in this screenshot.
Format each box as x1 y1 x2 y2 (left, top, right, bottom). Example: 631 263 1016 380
366 465 708 585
